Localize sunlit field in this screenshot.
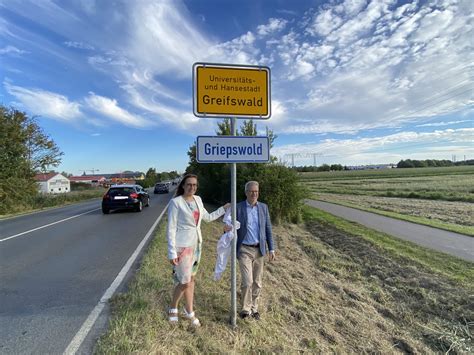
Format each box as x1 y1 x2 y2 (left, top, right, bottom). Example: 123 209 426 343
301 166 474 202
301 166 474 235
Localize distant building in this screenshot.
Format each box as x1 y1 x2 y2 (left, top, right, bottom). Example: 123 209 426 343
34 173 70 194
69 175 106 186
71 172 145 186
102 172 145 185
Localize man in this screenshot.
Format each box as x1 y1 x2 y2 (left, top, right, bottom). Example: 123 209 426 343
234 181 275 320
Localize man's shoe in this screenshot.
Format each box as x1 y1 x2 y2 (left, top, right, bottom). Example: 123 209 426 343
251 312 260 320
240 311 250 319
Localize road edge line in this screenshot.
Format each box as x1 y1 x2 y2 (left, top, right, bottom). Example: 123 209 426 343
0 208 101 242
63 202 169 355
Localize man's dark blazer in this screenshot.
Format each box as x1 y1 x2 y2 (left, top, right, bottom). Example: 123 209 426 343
236 200 274 257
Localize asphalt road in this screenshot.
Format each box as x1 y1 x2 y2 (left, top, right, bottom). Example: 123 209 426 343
0 189 173 354
306 200 474 262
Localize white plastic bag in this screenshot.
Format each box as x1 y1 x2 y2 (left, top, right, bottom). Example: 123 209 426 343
214 208 240 280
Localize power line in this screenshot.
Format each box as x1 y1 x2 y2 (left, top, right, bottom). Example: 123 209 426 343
386 87 473 122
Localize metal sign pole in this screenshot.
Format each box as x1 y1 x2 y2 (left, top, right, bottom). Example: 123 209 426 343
230 117 237 327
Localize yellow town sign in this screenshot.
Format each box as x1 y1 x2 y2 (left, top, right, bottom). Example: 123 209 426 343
193 63 271 119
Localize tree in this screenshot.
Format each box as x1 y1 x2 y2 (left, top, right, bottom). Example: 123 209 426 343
142 167 158 187
216 119 231 135
0 105 63 213
397 159 414 168
240 119 257 136
318 164 330 171
169 170 180 179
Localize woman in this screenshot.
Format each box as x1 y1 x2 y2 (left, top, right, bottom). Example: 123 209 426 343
167 174 229 326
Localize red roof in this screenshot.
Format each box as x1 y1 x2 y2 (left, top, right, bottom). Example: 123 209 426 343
34 173 64 182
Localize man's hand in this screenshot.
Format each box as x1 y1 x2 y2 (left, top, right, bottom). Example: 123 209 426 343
223 224 232 233
170 258 179 266
268 250 276 262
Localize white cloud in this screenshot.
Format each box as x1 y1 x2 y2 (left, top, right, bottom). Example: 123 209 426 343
308 8 343 36
4 82 81 120
336 0 368 17
84 93 151 128
272 128 474 165
0 45 27 55
208 31 260 65
325 0 392 45
257 18 288 37
2 0 472 139
64 41 94 50
124 1 214 78
416 120 472 127
269 0 473 134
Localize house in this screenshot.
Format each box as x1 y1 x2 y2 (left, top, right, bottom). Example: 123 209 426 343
34 173 71 194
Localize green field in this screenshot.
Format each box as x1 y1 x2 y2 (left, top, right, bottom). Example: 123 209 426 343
301 166 474 235
301 166 474 202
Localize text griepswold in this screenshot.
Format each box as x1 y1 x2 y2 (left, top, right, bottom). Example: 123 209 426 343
204 143 263 158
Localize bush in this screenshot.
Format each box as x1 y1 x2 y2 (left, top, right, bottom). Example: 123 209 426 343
194 163 306 225
254 164 306 224
0 177 38 215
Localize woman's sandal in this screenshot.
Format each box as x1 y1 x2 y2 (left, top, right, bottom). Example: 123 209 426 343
183 308 201 327
168 308 179 323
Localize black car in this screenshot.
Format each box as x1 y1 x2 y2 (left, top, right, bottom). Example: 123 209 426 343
154 182 169 194
102 184 150 214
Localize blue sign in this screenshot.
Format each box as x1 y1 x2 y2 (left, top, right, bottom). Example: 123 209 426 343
197 136 270 163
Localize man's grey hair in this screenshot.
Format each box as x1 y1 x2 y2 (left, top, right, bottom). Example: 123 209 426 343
245 181 259 192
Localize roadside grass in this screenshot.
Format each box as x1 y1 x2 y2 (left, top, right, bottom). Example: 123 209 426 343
0 189 104 219
312 193 474 237
302 206 474 287
95 207 473 354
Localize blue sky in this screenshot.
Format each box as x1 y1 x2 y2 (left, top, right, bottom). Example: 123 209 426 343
1 0 472 174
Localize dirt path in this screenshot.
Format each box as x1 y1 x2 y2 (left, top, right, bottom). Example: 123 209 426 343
306 199 474 262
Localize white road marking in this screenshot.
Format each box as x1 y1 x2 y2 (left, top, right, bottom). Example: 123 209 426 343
63 203 169 355
0 208 101 242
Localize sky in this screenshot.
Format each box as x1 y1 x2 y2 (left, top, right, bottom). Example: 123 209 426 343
1 0 472 174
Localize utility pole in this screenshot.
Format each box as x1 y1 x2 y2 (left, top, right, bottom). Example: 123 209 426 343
310 153 322 167
285 153 300 167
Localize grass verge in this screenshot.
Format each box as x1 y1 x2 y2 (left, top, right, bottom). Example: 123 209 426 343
0 189 104 219
311 194 474 237
302 206 474 286
95 206 473 353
